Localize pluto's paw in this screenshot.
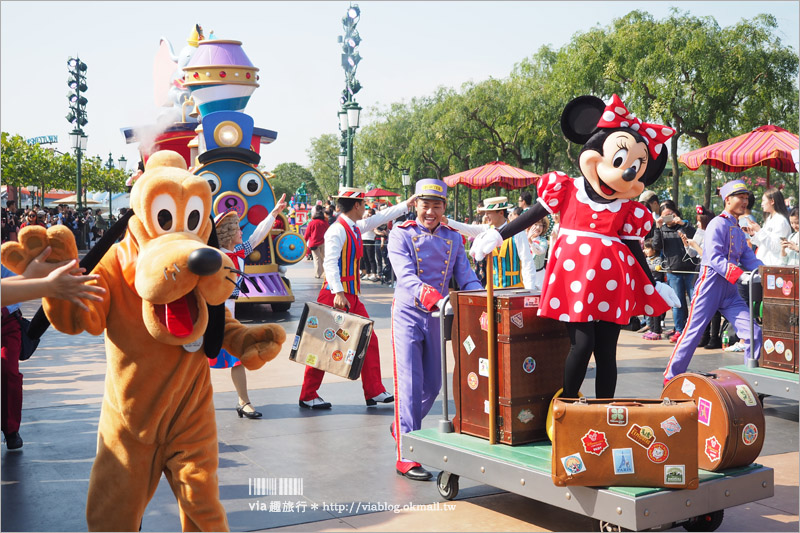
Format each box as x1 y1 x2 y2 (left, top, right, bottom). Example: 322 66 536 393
1 225 78 274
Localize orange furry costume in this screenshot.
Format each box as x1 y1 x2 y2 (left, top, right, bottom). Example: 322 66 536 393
1 151 285 531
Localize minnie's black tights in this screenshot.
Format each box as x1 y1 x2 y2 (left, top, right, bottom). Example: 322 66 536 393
563 321 622 399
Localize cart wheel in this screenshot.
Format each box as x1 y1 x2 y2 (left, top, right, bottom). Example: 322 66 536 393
594 520 627 532
436 471 459 500
757 393 767 406
682 510 724 532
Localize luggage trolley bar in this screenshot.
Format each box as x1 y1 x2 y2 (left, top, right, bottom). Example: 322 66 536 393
723 268 799 400
404 286 776 531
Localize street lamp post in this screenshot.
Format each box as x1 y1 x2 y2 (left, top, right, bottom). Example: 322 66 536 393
401 169 411 200
66 56 88 213
105 152 128 216
337 4 363 188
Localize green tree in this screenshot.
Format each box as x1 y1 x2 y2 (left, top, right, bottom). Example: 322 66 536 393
267 162 320 203
306 134 342 198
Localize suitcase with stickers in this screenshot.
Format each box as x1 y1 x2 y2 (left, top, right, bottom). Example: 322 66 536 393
551 397 699 489
759 266 799 373
662 369 765 471
289 302 373 380
451 289 570 445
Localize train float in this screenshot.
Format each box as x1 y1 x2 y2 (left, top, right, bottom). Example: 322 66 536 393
121 25 306 311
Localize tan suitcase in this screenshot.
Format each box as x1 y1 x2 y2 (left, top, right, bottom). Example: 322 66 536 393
289 302 373 379
662 369 765 471
551 397 699 489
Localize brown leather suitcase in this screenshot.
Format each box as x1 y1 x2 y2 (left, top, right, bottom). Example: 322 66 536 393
451 289 570 445
551 397 699 489
662 369 765 471
761 297 798 373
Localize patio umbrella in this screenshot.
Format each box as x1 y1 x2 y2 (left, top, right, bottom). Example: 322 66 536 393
364 188 399 197
678 125 799 188
443 160 540 190
56 194 100 205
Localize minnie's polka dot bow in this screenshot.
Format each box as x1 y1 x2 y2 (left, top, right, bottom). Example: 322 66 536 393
596 94 676 160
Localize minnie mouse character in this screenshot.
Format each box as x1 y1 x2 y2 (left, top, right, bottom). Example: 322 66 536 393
471 94 681 399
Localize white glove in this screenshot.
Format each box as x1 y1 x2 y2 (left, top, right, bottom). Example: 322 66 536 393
655 281 681 308
469 228 504 261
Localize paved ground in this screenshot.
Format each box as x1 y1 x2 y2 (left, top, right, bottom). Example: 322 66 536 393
1 259 797 532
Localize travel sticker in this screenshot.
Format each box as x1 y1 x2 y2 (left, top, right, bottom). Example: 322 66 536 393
764 339 775 354
524 296 539 308
331 350 343 362
766 274 776 290
345 349 356 365
607 406 628 426
463 335 476 355
664 465 685 485
783 280 794 296
776 276 785 289
479 311 489 332
467 372 479 390
484 400 490 414
511 312 524 329
517 409 534 424
786 349 794 362
292 335 301 351
336 328 350 341
305 354 318 367
705 436 721 463
660 416 682 437
323 328 336 341
736 385 757 407
333 313 345 325
478 358 489 377
742 423 759 446
627 424 656 449
612 448 634 475
522 357 536 374
697 397 712 426
306 316 319 328
775 340 785 354
681 378 696 397
647 442 669 464
581 430 609 456
561 453 587 475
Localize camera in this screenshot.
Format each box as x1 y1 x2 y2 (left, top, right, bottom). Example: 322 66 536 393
662 214 674 223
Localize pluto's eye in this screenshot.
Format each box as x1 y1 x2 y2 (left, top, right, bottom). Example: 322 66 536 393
157 210 173 231
184 196 204 233
612 148 628 168
151 194 177 234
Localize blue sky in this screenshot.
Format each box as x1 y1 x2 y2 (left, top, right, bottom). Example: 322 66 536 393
1 1 797 175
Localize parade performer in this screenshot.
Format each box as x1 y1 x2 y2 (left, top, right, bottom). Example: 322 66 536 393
447 196 536 289
211 193 287 419
298 187 416 409
664 180 763 382
1 151 286 531
470 95 680 398
388 179 482 481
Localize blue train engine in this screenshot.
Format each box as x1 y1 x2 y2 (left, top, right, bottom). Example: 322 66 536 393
193 110 306 311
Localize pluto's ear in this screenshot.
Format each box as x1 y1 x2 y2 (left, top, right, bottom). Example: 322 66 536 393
203 217 225 359
561 95 606 145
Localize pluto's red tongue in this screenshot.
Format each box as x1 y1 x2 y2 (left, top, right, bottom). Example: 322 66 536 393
164 296 193 338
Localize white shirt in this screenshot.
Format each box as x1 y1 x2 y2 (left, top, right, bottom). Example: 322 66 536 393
446 219 535 290
324 201 410 294
751 214 792 266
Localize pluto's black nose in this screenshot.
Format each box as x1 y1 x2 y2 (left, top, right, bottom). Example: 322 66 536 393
187 248 222 276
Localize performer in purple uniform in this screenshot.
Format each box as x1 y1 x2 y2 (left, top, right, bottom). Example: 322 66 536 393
389 179 482 481
664 180 763 383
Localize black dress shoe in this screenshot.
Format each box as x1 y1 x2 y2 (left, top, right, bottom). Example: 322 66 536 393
3 431 22 450
704 338 723 350
236 402 263 419
397 466 432 481
697 335 710 348
299 397 332 410
366 391 394 406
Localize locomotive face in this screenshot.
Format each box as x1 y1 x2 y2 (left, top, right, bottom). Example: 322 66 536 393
195 159 276 242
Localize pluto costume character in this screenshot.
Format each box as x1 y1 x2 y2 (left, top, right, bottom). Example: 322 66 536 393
1 151 286 532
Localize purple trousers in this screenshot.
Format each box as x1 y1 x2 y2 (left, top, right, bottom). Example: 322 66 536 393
665 265 762 380
391 300 441 463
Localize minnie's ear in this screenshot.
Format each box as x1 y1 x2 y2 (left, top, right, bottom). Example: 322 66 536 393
561 95 606 145
641 149 669 186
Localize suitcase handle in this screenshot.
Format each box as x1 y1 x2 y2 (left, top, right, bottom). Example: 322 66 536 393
693 371 718 379
608 401 645 407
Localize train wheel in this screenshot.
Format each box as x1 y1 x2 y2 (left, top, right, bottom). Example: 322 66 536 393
682 510 724 532
436 471 459 500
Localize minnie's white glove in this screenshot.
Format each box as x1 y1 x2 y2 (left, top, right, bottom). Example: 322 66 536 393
469 228 504 261
655 281 681 308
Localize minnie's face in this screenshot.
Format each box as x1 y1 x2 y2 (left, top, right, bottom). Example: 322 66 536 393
579 131 650 201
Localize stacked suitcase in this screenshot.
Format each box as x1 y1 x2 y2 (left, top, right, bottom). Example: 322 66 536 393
759 266 798 373
451 289 570 445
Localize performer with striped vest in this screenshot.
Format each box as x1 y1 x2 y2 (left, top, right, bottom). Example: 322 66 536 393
448 196 536 290
299 187 417 409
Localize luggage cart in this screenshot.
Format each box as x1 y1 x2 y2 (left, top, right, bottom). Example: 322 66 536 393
402 288 776 532
722 269 799 401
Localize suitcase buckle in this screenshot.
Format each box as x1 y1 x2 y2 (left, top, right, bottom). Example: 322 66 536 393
661 397 675 406
577 397 588 404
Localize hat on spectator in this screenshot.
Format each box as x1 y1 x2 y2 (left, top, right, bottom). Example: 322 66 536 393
332 187 366 200
478 196 512 211
639 190 658 204
719 179 750 200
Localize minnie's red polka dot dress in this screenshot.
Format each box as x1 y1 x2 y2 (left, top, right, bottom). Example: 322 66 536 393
537 172 670 325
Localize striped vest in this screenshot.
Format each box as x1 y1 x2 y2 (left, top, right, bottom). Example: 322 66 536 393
323 218 363 294
491 236 523 289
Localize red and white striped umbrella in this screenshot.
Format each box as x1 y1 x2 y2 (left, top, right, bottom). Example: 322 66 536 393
443 160 540 190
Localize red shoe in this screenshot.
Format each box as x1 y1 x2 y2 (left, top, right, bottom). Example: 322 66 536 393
669 332 681 343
